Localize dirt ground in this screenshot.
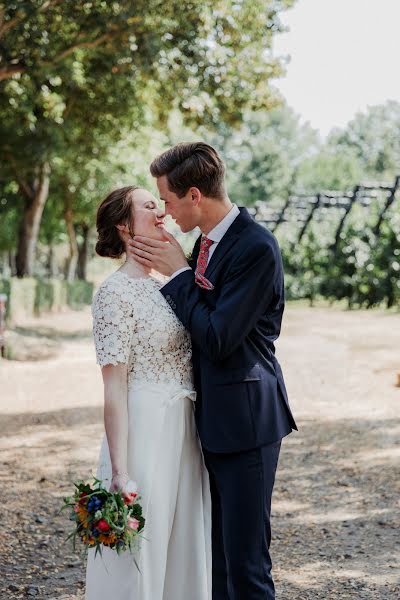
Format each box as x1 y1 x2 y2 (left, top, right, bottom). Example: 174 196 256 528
0 304 399 599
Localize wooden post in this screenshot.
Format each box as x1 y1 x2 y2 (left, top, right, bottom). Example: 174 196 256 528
297 194 321 243
373 176 400 235
330 186 359 251
272 195 291 233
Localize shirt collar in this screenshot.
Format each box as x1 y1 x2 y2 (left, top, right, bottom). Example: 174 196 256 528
206 204 240 243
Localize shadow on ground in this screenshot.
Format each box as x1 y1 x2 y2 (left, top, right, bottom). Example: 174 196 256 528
0 409 398 599
0 406 102 437
273 418 400 599
13 325 92 341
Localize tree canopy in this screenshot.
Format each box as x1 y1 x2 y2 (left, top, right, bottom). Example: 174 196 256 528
0 0 295 276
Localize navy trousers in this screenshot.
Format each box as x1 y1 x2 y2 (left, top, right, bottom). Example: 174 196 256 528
203 440 282 600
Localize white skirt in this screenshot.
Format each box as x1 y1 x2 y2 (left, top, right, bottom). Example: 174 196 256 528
85 382 211 600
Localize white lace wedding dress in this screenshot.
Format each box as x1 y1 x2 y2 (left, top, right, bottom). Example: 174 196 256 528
85 270 211 600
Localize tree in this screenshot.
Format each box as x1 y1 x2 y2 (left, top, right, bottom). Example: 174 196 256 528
295 146 364 192
331 100 400 181
208 105 318 205
0 0 296 276
0 180 20 275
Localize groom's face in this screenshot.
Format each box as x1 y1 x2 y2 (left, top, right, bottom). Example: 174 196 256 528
156 175 199 233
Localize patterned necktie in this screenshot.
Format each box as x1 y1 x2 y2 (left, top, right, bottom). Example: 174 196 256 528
195 236 215 290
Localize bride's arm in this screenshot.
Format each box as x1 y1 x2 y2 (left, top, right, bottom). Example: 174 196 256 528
91 283 136 501
101 363 136 500
101 363 129 480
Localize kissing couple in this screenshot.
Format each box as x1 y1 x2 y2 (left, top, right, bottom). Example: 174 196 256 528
85 141 297 600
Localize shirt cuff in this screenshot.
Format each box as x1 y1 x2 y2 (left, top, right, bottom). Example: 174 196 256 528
162 266 192 287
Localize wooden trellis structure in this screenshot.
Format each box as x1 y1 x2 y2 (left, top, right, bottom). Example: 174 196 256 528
250 176 400 246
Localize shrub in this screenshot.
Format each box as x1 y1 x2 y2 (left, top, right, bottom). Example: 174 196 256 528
66 280 94 309
0 277 94 322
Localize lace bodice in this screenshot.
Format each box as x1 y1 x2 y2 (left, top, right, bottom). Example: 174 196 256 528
91 271 193 388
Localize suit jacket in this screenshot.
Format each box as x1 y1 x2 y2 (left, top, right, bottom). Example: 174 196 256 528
161 207 298 453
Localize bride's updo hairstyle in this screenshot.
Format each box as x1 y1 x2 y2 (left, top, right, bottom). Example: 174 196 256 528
95 186 139 258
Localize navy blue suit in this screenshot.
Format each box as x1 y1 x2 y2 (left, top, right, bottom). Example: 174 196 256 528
161 207 297 599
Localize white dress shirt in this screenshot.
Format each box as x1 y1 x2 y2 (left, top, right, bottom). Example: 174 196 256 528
168 204 240 282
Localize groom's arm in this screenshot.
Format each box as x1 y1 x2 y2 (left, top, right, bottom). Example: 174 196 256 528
166 266 192 282
161 238 282 362
161 248 196 284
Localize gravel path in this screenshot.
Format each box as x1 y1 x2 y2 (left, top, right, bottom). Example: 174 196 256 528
0 305 399 599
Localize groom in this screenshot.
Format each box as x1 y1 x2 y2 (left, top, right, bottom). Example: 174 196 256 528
129 142 297 599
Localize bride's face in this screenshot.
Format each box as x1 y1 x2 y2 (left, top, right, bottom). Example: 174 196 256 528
130 189 165 240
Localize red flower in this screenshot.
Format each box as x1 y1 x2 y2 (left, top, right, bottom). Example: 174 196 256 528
96 519 111 532
123 492 137 505
78 492 88 505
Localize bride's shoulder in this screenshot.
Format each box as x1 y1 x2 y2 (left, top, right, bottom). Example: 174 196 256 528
94 271 123 293
92 271 131 308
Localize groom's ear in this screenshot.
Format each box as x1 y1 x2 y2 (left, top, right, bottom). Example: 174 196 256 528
190 187 202 207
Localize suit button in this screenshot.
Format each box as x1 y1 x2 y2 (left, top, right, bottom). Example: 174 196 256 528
165 294 171 301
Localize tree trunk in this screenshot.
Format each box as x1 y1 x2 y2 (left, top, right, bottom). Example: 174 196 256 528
77 223 90 281
46 241 58 278
8 250 16 276
64 192 78 283
386 278 395 309
0 252 9 278
15 162 50 277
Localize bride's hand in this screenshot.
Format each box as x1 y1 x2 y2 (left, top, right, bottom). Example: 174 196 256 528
110 473 138 503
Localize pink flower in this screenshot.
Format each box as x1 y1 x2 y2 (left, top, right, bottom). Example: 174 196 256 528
127 517 140 531
73 503 80 513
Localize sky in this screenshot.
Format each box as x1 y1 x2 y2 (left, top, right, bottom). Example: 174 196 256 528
273 0 400 136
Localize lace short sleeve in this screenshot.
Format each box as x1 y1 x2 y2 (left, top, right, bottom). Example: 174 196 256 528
92 282 135 367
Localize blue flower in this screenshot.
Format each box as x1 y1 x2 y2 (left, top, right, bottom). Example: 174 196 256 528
87 496 102 512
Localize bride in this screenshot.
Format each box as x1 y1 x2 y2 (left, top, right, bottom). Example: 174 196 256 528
85 185 211 600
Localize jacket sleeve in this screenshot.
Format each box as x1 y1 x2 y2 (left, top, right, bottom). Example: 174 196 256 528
160 239 281 362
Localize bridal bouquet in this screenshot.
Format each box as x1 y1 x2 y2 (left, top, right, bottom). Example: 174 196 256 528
61 476 145 558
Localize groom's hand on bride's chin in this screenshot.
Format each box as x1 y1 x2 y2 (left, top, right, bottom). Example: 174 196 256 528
128 234 189 277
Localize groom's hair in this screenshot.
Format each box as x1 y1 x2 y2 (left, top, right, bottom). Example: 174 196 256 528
150 142 226 199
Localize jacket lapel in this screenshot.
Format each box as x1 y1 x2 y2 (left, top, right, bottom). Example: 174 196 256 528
205 207 253 280
188 234 202 269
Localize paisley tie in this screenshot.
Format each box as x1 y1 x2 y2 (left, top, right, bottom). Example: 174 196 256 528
195 236 214 290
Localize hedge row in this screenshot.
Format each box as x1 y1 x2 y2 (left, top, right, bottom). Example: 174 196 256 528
0 278 94 322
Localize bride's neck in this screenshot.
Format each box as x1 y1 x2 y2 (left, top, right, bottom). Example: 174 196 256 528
119 254 152 278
